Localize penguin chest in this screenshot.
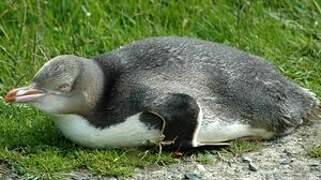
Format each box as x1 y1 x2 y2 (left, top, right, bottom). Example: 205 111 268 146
54 113 162 148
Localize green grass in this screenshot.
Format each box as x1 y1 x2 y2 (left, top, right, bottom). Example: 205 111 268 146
225 140 264 156
307 146 321 159
0 0 320 178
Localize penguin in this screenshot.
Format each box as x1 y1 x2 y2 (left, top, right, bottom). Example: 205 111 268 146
4 36 321 150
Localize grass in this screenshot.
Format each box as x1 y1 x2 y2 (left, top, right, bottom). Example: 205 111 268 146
308 146 321 159
225 140 264 156
0 0 320 179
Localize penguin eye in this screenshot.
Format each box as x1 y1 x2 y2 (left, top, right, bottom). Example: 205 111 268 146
57 83 72 92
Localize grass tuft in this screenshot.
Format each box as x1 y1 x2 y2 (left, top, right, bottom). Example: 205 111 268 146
225 140 264 156
307 146 321 159
193 151 216 164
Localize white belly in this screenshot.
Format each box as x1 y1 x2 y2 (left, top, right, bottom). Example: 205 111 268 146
197 119 274 145
54 113 162 148
53 111 274 148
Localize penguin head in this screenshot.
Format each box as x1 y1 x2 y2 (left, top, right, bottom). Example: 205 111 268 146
32 55 81 94
4 55 104 115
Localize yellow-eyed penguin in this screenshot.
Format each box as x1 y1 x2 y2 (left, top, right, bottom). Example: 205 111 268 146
4 37 321 150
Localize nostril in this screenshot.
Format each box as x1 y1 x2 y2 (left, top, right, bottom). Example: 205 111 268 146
4 89 17 103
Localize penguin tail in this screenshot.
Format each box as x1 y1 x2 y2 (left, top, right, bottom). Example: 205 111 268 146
304 104 321 122
303 95 321 123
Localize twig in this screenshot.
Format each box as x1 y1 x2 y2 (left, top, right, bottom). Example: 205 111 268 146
140 150 150 160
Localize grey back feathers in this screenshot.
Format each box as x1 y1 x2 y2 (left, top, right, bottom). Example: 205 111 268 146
93 36 320 134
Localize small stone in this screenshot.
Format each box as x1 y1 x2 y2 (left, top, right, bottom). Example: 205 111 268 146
168 174 180 180
280 159 291 165
309 163 319 167
151 170 164 174
196 164 206 172
248 163 258 172
107 177 117 180
241 155 252 163
283 149 293 157
184 172 202 180
309 165 321 172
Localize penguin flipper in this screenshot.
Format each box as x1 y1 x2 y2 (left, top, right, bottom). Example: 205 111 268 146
143 93 202 150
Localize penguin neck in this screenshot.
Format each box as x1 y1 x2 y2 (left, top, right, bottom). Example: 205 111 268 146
81 56 123 117
76 60 105 116
62 55 124 127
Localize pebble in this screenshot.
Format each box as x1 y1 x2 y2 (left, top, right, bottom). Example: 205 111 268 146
248 163 258 172
309 163 321 172
283 149 293 157
241 155 252 163
184 172 203 180
309 163 320 167
196 164 206 172
280 159 292 165
107 177 118 180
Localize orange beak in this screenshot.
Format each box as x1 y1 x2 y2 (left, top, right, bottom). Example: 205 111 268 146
4 87 45 103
